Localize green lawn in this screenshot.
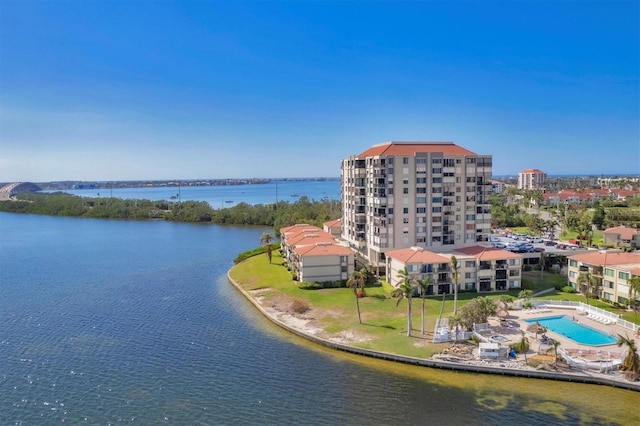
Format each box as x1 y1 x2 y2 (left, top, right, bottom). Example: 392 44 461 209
229 252 563 358
229 252 640 359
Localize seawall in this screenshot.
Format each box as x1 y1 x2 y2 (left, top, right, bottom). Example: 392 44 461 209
227 271 640 392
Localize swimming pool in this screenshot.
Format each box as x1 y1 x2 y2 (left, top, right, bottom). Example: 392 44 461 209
524 315 617 346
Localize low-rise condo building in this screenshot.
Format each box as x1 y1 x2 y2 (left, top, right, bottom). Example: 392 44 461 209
280 224 355 283
602 225 640 250
385 245 522 295
567 250 640 306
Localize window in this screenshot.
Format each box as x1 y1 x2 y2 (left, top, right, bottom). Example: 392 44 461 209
403 188 409 194
432 168 442 174
417 207 426 214
403 208 409 214
416 158 426 164
432 207 442 213
465 261 475 268
604 268 614 277
432 197 442 203
569 260 578 267
403 157 409 164
417 197 426 203
619 271 630 280
466 214 475 220
417 177 426 184
433 177 442 183
403 218 409 224
388 208 394 214
417 188 426 193
403 178 409 184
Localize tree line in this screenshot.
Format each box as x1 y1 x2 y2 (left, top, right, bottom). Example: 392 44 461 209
0 192 341 231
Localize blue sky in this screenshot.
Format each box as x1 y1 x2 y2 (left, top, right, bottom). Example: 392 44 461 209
1 1 638 181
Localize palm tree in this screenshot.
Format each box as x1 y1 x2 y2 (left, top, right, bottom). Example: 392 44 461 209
546 339 561 369
393 268 415 337
415 277 431 335
514 329 530 364
577 271 597 305
628 275 640 311
260 232 274 264
346 268 367 324
616 333 640 381
451 255 460 315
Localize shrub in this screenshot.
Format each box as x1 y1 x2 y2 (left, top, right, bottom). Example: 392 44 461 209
298 280 346 290
562 286 577 293
290 299 309 314
523 265 532 272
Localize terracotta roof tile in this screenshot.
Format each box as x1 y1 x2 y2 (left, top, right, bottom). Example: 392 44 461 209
568 250 640 266
323 219 342 228
454 245 522 261
357 142 477 158
385 247 451 264
603 225 639 240
294 243 354 257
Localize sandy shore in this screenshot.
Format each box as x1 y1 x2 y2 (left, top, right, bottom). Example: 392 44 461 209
230 273 640 392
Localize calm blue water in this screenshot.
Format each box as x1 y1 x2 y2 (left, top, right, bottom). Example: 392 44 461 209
525 316 618 346
43 180 341 208
1 212 638 425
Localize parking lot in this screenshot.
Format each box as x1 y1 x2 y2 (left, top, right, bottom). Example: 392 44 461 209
489 232 588 255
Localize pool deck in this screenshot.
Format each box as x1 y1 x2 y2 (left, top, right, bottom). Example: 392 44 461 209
500 306 639 361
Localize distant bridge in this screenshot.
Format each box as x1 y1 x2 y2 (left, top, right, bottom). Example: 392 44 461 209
0 182 42 201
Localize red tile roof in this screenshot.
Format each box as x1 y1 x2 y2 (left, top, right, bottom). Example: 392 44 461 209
280 223 315 233
357 142 477 158
385 247 451 264
454 245 522 261
287 233 336 246
568 250 640 266
323 219 341 228
294 242 354 257
603 225 639 240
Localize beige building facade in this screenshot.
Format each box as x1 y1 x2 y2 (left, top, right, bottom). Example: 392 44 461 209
517 168 546 190
341 142 493 272
567 250 640 306
385 246 522 295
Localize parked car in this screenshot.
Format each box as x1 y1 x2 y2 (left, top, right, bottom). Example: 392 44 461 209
531 237 543 243
556 244 567 250
533 247 545 252
492 242 507 249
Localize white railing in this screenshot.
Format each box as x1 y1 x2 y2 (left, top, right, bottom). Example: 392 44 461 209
531 300 640 332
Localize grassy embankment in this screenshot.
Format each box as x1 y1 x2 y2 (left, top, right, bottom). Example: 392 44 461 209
230 251 640 359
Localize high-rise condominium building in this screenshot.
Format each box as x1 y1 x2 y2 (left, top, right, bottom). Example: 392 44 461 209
518 168 546 190
341 142 493 272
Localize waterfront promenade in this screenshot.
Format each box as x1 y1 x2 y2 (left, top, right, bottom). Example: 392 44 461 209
227 270 640 392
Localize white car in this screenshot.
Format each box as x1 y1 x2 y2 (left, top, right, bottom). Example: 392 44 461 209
531 237 543 243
